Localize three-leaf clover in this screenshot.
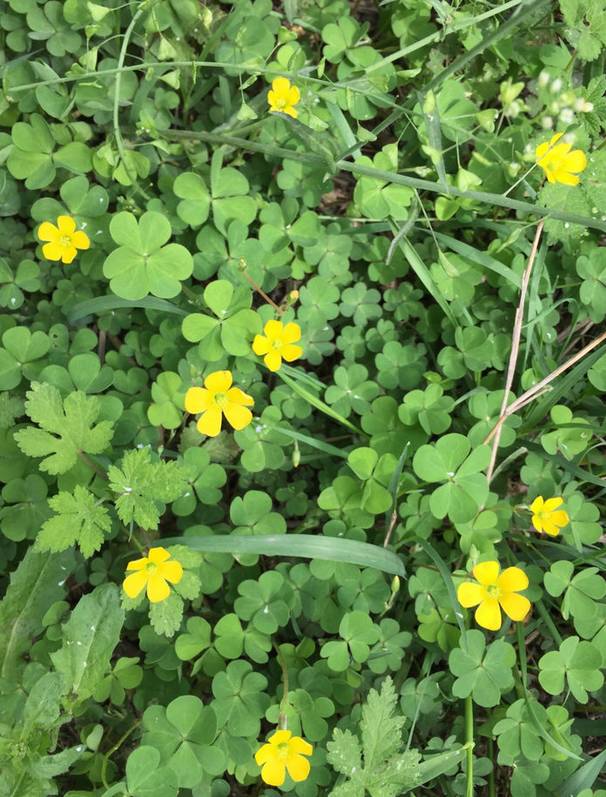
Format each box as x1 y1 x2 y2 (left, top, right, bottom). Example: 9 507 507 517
142 695 224 788
320 610 381 671
413 433 489 523
538 636 604 703
181 279 261 360
103 211 193 300
448 630 516 708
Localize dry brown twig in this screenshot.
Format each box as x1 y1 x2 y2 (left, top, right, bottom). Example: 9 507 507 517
485 220 544 482
484 216 606 481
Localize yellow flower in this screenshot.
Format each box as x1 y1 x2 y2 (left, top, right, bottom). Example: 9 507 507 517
529 496 569 536
457 561 531 632
255 730 313 787
252 320 303 372
38 215 90 264
268 77 300 118
185 370 254 437
535 133 587 186
123 547 183 603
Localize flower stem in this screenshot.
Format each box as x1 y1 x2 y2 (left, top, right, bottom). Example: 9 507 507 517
465 696 474 797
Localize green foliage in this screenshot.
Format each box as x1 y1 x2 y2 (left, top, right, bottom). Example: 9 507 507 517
2 0 606 794
326 678 421 797
36 484 111 557
14 382 114 475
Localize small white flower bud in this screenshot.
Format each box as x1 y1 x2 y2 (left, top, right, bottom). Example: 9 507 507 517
551 78 563 93
538 70 550 87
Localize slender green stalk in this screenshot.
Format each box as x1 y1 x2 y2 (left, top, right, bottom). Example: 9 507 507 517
164 128 606 234
275 644 290 730
535 599 563 645
101 718 141 790
465 696 475 797
113 1 154 194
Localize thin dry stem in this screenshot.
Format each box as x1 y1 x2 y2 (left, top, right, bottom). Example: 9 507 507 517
486 220 544 482
484 329 606 447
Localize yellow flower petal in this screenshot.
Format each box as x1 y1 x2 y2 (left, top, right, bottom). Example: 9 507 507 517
541 519 561 536
554 170 580 186
281 343 303 362
226 387 254 407
126 556 148 571
261 760 286 787
457 582 485 608
499 592 531 622
264 349 282 372
264 319 284 340
535 142 550 160
197 406 223 437
57 215 76 235
42 242 63 261
529 496 544 514
147 573 170 603
223 401 253 431
123 569 148 599
61 246 78 265
252 334 271 355
282 322 302 344
287 753 311 782
564 150 587 174
549 132 564 147
472 561 500 587
283 106 298 118
497 566 528 593
148 547 171 564
531 515 544 533
160 560 183 584
475 598 502 631
551 509 569 528
269 730 292 745
38 222 59 242
271 77 292 97
543 497 563 512
289 737 313 756
204 370 232 393
185 387 212 414
288 85 301 106
267 90 278 110
72 230 90 250
255 743 274 765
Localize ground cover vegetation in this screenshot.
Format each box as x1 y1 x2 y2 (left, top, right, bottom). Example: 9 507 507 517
2 0 606 795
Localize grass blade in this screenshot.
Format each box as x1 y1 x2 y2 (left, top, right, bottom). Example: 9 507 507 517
164 534 406 577
67 295 188 322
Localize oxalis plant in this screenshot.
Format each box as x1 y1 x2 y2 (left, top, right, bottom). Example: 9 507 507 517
2 1 606 796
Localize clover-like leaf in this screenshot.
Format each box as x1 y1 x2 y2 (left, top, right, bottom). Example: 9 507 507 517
103 211 193 300
449 630 516 708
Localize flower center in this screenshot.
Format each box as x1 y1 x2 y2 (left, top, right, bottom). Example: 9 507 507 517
486 584 501 599
146 563 157 574
215 392 229 408
60 234 73 247
275 98 287 110
272 338 283 349
276 742 290 760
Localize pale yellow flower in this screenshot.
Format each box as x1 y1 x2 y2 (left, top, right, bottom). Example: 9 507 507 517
255 730 313 787
185 370 253 437
252 320 303 372
457 561 531 631
268 77 300 118
535 133 587 186
38 215 90 264
530 496 569 536
123 547 183 603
